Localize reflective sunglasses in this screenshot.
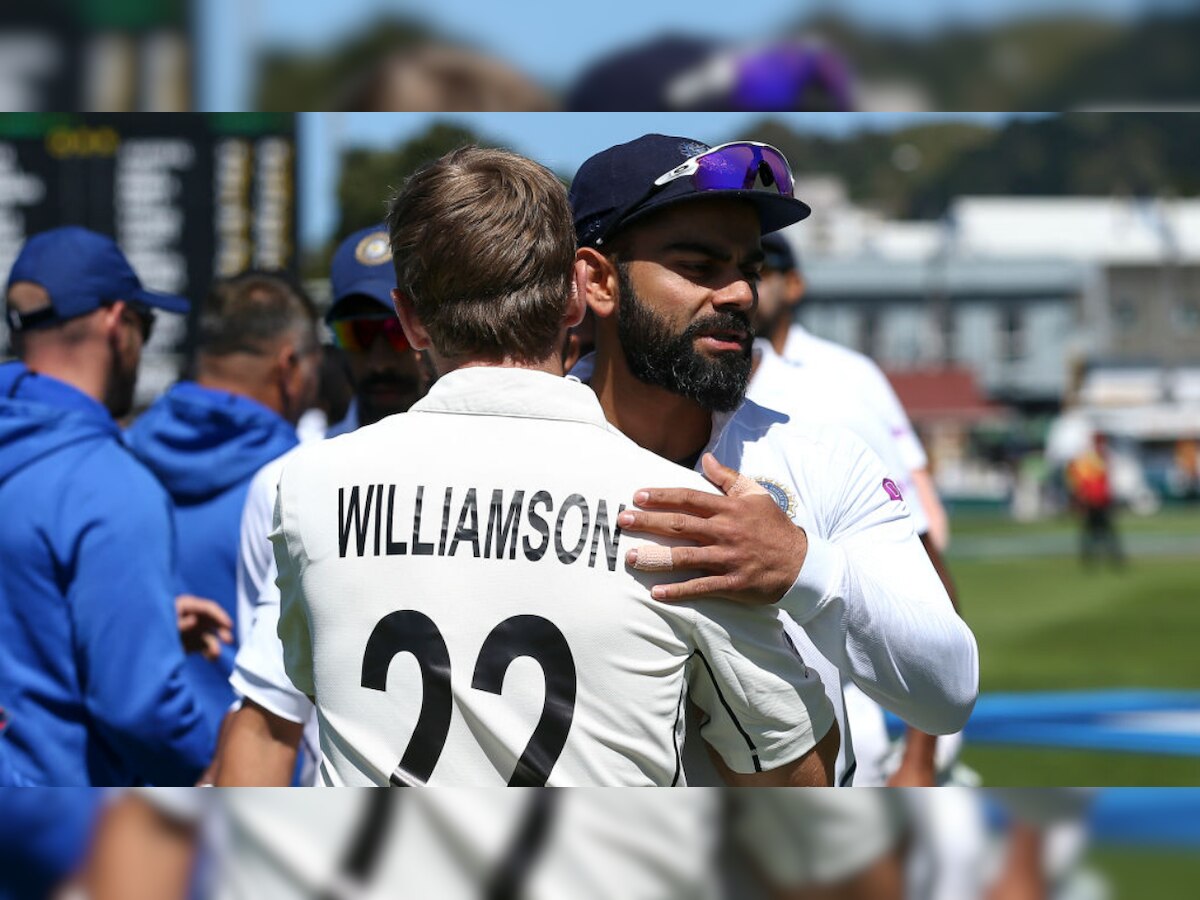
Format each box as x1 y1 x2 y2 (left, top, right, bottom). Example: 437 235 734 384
652 141 795 197
330 315 410 353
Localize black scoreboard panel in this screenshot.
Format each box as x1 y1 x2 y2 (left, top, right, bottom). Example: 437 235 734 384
0 113 297 399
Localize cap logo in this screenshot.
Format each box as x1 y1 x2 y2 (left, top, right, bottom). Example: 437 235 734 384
354 232 392 266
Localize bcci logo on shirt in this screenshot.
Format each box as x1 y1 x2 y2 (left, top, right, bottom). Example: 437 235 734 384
754 477 797 518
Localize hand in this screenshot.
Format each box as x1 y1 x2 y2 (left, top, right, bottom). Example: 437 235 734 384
176 595 234 661
621 453 808 605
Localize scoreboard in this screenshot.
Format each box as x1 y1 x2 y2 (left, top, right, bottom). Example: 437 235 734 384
0 113 298 403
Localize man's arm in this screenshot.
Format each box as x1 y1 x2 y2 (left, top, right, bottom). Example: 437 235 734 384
888 531 961 786
72 482 214 785
625 444 977 736
86 793 198 900
214 698 303 786
709 718 839 787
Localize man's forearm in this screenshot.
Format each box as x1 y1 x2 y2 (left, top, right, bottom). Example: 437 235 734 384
710 720 839 787
214 699 303 786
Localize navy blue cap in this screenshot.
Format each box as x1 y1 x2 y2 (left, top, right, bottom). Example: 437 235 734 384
5 226 189 331
761 232 798 272
570 134 810 249
327 224 396 322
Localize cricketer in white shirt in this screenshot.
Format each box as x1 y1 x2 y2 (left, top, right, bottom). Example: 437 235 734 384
573 351 978 786
748 337 941 786
108 788 723 900
782 323 929 475
272 368 835 786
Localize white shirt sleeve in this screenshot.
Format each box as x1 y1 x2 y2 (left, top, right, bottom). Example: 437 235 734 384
854 360 928 472
274 469 316 702
778 429 977 735
235 460 284 645
683 601 836 775
230 453 315 723
229 562 314 724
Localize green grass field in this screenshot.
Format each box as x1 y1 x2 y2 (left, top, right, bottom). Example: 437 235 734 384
945 507 1200 786
1091 848 1200 899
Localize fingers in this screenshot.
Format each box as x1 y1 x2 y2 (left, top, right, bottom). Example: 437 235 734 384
617 508 713 541
201 633 222 661
626 544 727 573
648 574 740 603
629 487 725 516
176 595 234 631
701 453 768 498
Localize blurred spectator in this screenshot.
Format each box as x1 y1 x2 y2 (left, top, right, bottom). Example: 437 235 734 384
216 224 430 785
126 271 321 745
1065 433 1125 569
0 226 216 785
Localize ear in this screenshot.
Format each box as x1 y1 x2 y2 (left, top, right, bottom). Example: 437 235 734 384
563 260 587 329
392 288 432 351
576 247 619 320
98 300 125 340
785 271 806 307
275 334 298 374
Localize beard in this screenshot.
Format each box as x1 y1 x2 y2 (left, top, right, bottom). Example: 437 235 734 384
105 354 139 420
356 371 424 426
615 264 753 412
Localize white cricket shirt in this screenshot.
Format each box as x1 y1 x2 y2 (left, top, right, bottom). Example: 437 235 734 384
571 354 978 785
783 324 928 473
273 368 834 786
130 788 722 900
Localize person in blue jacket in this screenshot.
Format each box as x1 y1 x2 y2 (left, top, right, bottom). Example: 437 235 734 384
0 226 219 785
126 270 320 742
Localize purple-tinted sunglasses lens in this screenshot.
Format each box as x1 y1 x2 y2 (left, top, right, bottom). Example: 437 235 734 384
693 145 794 196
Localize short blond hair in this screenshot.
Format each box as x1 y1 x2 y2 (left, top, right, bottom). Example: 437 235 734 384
386 146 575 363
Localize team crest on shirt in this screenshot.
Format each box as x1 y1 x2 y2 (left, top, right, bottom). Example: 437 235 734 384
354 231 392 266
754 477 797 518
882 478 904 501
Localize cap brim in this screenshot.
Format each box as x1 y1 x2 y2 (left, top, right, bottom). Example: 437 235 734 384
611 189 810 246
132 288 190 315
326 277 395 322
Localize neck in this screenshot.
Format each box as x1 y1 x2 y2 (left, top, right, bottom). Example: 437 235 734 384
437 354 565 378
20 346 109 408
588 342 712 465
195 355 284 415
769 316 791 356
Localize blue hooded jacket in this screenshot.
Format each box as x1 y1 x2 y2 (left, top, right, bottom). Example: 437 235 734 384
126 382 297 736
0 362 212 785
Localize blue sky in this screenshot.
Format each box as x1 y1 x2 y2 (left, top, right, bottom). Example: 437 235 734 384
297 112 1045 249
199 0 1179 109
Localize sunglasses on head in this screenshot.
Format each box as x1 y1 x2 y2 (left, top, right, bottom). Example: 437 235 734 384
330 315 411 353
653 141 795 197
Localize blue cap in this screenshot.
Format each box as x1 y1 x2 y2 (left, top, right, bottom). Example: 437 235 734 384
327 224 396 322
761 232 798 272
5 226 189 332
570 134 810 249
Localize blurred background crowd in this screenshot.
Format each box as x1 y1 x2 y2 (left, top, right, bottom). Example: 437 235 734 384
1 1 1197 113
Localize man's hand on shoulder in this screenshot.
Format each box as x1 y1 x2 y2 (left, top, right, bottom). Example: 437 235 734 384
621 453 808 605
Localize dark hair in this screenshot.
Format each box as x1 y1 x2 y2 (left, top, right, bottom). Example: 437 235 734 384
197 270 318 357
386 146 575 362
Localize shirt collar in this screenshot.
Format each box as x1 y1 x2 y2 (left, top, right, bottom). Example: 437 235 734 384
572 351 736 465
411 365 615 431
